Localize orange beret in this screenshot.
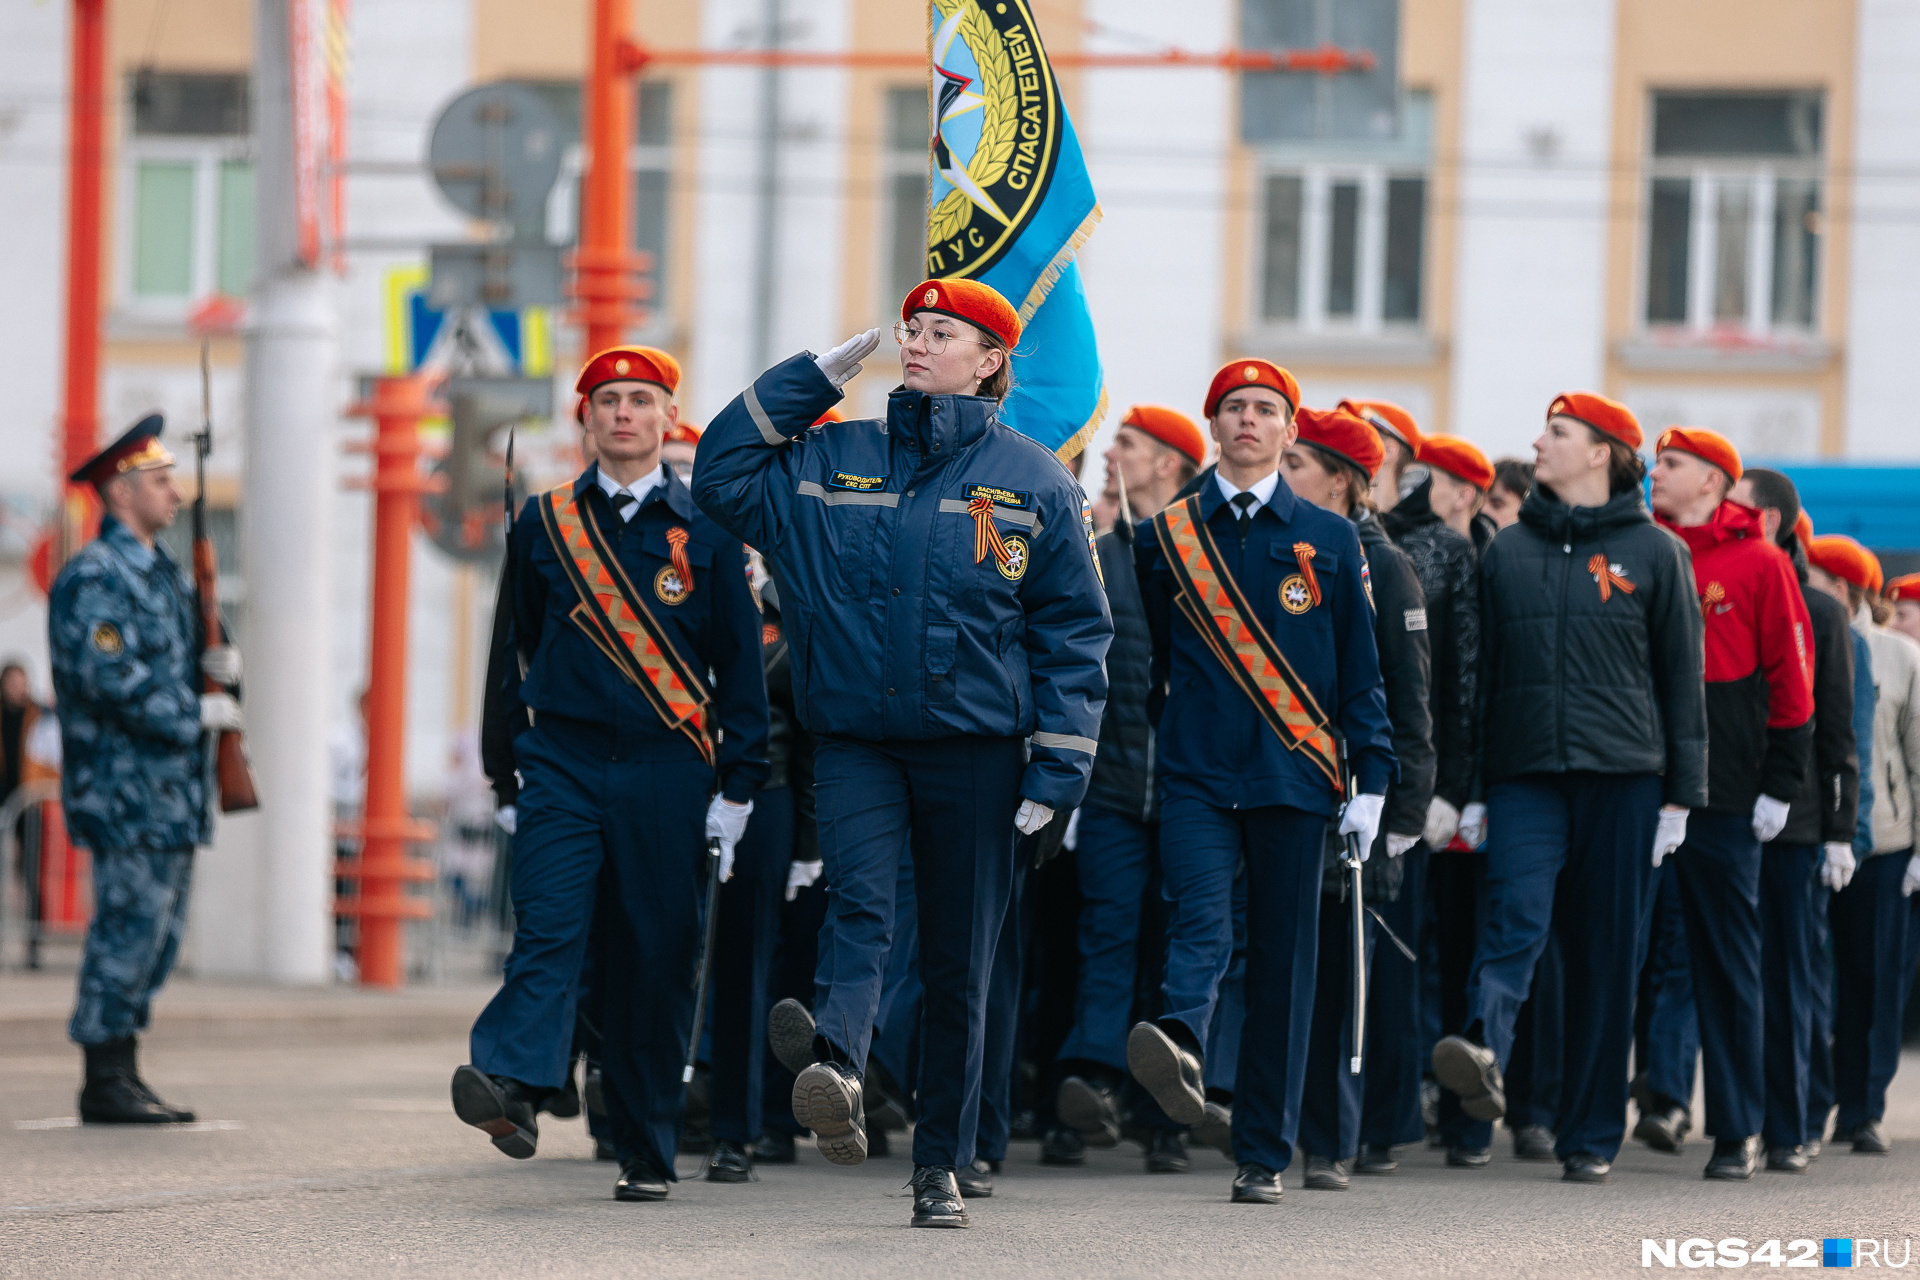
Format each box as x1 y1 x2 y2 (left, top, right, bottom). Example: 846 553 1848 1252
1887 573 1920 604
1418 434 1494 490
1655 426 1742 484
903 278 1020 350
661 422 701 446
1205 359 1300 420
1548 391 1642 451
1121 404 1206 467
1808 535 1883 594
1793 510 1813 549
813 407 846 427
1340 399 1423 455
576 345 681 398
1293 405 1385 479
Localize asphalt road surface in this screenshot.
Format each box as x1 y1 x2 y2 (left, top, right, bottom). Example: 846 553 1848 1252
5 1031 1919 1279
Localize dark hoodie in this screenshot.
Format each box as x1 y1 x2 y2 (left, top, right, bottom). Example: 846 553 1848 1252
1478 484 1708 806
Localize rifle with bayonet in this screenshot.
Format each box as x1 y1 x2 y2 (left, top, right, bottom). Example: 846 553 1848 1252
195 341 259 812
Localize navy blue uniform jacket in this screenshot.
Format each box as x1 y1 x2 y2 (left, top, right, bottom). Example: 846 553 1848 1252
505 464 769 802
692 353 1112 812
1136 471 1395 817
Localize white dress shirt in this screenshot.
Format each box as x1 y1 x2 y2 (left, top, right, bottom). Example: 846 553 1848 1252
597 464 666 521
1214 468 1280 510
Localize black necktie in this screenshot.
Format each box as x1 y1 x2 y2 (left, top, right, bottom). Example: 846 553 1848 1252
611 491 637 521
1231 491 1258 540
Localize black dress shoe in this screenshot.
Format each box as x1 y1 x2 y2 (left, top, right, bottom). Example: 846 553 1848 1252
1511 1124 1556 1161
1562 1152 1610 1183
956 1157 997 1198
1356 1144 1397 1175
1446 1145 1491 1168
1766 1144 1809 1173
1704 1135 1759 1180
542 1060 582 1118
1057 1075 1122 1148
1230 1163 1282 1204
1191 1100 1234 1157
594 1135 617 1162
1127 1022 1206 1126
910 1165 969 1227
1145 1129 1190 1173
1852 1119 1890 1154
1634 1101 1691 1154
767 999 817 1076
78 1038 192 1124
450 1065 540 1159
1431 1036 1505 1122
615 1157 670 1201
1303 1154 1349 1190
707 1140 755 1183
792 1060 866 1165
1040 1124 1086 1166
752 1129 797 1164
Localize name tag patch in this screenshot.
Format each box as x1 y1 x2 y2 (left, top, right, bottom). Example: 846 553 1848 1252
1404 608 1427 632
828 471 888 492
965 483 1031 510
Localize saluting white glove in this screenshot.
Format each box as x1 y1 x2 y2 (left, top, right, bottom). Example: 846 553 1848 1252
785 859 824 902
1652 806 1689 867
1457 802 1487 851
1339 794 1385 864
1820 841 1855 891
705 796 753 883
200 644 242 687
1015 799 1054 836
814 329 882 389
1752 794 1793 844
1903 853 1920 898
494 805 517 836
1386 833 1420 859
1424 797 1460 849
199 692 244 733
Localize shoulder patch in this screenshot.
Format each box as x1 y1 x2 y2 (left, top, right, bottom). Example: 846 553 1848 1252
965 483 1031 510
1404 607 1427 632
91 623 123 655
827 470 888 492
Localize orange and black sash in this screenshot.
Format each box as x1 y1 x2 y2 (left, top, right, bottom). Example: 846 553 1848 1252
538 484 713 764
1152 494 1340 790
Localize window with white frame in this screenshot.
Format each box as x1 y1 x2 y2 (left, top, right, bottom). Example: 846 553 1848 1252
883 86 930 308
1643 91 1822 335
122 72 253 311
1257 166 1426 329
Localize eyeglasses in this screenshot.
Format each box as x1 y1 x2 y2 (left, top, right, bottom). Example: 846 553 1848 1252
892 321 993 354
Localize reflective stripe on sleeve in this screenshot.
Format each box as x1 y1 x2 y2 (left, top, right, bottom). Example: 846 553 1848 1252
1031 731 1097 755
744 383 786 446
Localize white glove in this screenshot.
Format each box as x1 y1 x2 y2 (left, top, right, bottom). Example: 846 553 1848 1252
1652 807 1689 867
785 859 823 902
200 644 242 687
1752 794 1793 844
1015 799 1054 836
705 796 753 883
1820 841 1855 891
814 328 882 389
1386 833 1419 858
199 692 244 733
1457 802 1487 851
1338 793 1385 863
1903 853 1920 898
494 805 517 835
1423 797 1460 849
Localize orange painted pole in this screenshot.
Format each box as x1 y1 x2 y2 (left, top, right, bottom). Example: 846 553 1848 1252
571 0 651 349
345 374 440 988
59 0 107 561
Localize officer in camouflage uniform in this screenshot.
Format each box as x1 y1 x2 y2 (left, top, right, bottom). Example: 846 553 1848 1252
51 415 244 1124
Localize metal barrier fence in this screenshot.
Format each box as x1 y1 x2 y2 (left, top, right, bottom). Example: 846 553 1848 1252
333 801 513 985
0 780 82 971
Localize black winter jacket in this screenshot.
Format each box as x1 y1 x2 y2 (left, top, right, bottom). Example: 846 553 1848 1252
1382 479 1481 808
1084 524 1155 822
1479 485 1708 807
1781 543 1860 845
1358 512 1435 837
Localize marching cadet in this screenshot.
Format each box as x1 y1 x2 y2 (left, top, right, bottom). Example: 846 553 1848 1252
1282 405 1433 1191
52 414 244 1123
1890 574 1920 647
1431 393 1707 1185
1128 360 1393 1205
454 346 770 1203
1727 468 1860 1172
1647 429 1814 1180
693 279 1110 1230
1346 399 1420 515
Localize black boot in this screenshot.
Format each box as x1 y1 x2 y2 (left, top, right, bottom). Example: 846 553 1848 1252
78 1038 188 1124
122 1037 196 1122
910 1165 969 1228
450 1065 541 1159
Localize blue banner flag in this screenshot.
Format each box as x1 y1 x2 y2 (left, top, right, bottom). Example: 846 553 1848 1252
927 0 1106 457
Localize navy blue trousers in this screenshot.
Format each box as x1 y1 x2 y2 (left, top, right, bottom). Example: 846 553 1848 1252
761 876 829 1138
1636 859 1700 1109
1158 798 1325 1172
1057 805 1156 1074
1468 773 1662 1162
1674 809 1765 1140
1806 880 1835 1138
862 838 922 1114
1202 870 1247 1100
1831 848 1918 1130
1430 847 1488 1148
1361 843 1428 1148
707 788 793 1145
1300 886 1376 1160
974 850 1033 1163
810 735 1022 1167
1505 931 1565 1134
1759 842 1818 1148
470 725 709 1177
